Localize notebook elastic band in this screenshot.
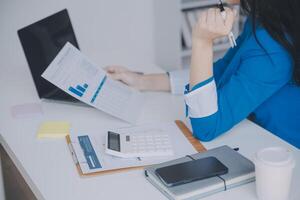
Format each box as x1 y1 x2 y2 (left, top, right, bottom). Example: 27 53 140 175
216 175 227 191
185 155 195 161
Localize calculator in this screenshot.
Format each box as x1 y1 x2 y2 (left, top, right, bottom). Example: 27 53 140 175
105 131 174 158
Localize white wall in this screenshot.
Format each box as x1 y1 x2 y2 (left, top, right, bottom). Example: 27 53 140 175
153 0 181 70
0 0 156 72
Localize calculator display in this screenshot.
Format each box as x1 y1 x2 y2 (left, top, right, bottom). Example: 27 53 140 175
107 132 120 152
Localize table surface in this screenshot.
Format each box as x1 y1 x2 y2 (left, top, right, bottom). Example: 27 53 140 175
1 63 299 200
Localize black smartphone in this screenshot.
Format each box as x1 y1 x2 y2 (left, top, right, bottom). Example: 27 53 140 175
155 157 228 187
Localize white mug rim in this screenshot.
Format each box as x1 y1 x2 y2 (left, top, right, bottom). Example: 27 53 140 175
254 147 295 168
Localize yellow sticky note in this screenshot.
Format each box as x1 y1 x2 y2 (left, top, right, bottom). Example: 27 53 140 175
37 121 70 138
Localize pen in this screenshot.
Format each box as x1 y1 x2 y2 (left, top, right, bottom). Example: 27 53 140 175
218 0 237 48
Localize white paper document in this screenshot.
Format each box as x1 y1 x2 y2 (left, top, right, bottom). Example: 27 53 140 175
68 122 197 174
42 42 143 123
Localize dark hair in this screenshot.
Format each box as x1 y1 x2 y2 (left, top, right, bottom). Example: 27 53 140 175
240 0 300 85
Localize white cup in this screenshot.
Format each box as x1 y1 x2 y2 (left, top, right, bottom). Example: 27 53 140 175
253 147 296 200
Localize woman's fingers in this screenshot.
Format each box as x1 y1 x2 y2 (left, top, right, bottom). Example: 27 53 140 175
105 65 129 74
108 72 127 82
207 8 216 25
205 8 235 31
198 11 207 26
107 72 121 80
213 7 235 34
224 8 235 28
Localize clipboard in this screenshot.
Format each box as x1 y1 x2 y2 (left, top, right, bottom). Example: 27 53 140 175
66 120 207 177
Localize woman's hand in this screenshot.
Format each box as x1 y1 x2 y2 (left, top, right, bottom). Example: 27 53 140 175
189 7 236 88
190 8 236 88
192 7 236 43
105 65 171 92
105 65 145 90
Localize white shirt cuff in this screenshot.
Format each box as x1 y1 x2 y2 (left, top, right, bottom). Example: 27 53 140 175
168 69 189 95
184 80 218 118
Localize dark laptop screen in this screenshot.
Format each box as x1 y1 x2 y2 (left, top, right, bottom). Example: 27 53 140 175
18 9 79 100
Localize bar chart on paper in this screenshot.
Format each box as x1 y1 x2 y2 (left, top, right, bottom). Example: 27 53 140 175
68 83 88 97
91 76 107 103
42 43 144 123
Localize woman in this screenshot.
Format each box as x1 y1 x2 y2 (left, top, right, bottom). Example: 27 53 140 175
106 0 300 148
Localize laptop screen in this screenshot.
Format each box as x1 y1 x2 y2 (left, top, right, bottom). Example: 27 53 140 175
18 9 79 101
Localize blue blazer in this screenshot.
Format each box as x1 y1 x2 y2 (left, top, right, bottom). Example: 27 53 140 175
185 19 300 148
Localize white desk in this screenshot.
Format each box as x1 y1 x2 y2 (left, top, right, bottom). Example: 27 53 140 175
0 63 299 200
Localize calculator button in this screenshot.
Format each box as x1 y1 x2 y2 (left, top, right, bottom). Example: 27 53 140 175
111 133 174 157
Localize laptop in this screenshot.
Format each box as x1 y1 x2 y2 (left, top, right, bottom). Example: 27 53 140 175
18 9 79 101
